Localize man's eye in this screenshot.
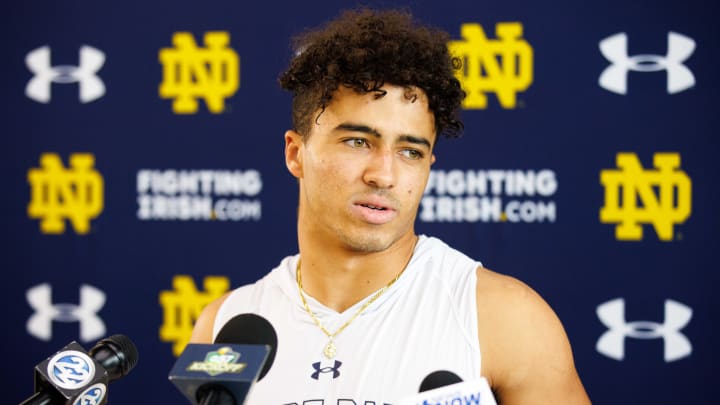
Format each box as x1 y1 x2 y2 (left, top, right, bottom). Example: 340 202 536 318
401 149 423 159
345 138 368 148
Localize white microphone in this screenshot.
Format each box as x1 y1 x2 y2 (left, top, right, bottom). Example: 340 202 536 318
397 370 497 405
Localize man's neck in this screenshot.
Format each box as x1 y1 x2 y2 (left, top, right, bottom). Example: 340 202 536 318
296 232 418 313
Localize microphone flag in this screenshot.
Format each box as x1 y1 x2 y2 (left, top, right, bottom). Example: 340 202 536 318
397 378 497 405
30 341 110 405
169 343 269 404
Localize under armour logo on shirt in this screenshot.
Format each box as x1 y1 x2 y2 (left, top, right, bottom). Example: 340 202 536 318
311 360 342 380
599 32 695 95
25 45 106 103
596 298 692 362
26 283 106 342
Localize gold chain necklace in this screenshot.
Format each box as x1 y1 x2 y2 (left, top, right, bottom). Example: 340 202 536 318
296 259 404 359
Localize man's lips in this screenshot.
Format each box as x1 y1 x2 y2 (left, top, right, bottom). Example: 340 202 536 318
351 197 398 224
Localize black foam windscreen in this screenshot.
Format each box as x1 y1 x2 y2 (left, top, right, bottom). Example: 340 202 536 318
89 334 139 382
419 370 463 392
214 313 278 381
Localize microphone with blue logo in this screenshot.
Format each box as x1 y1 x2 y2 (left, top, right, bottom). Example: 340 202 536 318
397 370 497 405
169 313 278 405
19 334 139 405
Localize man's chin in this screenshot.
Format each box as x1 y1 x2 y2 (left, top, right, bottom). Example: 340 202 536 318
339 234 394 253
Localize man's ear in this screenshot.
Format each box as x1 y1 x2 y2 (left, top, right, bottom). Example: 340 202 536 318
285 130 304 178
431 154 436 165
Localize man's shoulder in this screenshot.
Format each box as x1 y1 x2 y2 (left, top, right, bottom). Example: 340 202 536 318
476 267 564 346
475 267 537 305
416 235 483 269
475 267 588 403
475 267 555 350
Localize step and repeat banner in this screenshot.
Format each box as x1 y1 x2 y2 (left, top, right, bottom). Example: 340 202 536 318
4 0 717 403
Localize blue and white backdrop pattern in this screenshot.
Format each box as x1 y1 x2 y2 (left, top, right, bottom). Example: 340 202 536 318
3 0 718 403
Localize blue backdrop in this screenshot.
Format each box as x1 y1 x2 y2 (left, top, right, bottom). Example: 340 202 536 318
4 0 718 403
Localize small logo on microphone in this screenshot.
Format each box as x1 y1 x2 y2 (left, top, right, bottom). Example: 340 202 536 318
311 360 342 380
187 347 246 376
47 350 96 389
72 383 107 405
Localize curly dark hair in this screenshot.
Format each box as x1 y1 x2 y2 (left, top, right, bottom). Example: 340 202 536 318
279 9 465 139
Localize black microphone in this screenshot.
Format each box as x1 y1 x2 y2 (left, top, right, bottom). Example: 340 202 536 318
398 370 497 405
214 313 278 382
418 370 463 392
88 335 140 383
20 335 139 405
169 313 278 405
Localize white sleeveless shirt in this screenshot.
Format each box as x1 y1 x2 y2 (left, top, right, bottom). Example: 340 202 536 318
213 235 482 405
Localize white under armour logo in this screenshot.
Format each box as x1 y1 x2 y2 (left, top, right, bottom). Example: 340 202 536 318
598 32 695 95
596 298 692 362
25 45 106 103
26 283 106 342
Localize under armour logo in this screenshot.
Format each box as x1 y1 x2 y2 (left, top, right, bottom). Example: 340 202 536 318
596 298 692 362
311 360 342 380
25 45 106 103
599 32 695 95
26 283 106 342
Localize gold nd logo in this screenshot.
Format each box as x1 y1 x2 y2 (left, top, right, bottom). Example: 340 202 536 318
159 31 239 114
159 275 230 356
600 153 691 241
448 23 533 109
27 153 104 234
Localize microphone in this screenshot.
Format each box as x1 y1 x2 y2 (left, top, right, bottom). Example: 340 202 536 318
169 313 278 405
214 313 277 382
418 370 463 392
397 370 497 405
20 335 139 405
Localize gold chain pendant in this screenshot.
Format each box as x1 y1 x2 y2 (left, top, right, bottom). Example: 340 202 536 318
297 258 408 362
323 340 337 359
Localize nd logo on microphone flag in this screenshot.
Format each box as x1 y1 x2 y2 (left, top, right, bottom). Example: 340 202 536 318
397 378 497 405
169 344 269 404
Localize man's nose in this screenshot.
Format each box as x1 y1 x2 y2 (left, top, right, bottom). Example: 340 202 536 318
362 149 396 189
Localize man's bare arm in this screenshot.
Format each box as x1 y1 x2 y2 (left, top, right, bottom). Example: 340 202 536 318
476 267 591 404
189 292 232 344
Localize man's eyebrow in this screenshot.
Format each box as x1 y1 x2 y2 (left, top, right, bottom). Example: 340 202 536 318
334 123 381 137
334 122 432 149
398 135 432 149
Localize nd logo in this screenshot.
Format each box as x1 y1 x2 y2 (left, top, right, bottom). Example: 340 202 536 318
448 22 533 109
600 153 691 241
159 275 229 356
27 153 104 234
159 31 239 114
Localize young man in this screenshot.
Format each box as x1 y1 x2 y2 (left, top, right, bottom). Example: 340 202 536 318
191 9 590 404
